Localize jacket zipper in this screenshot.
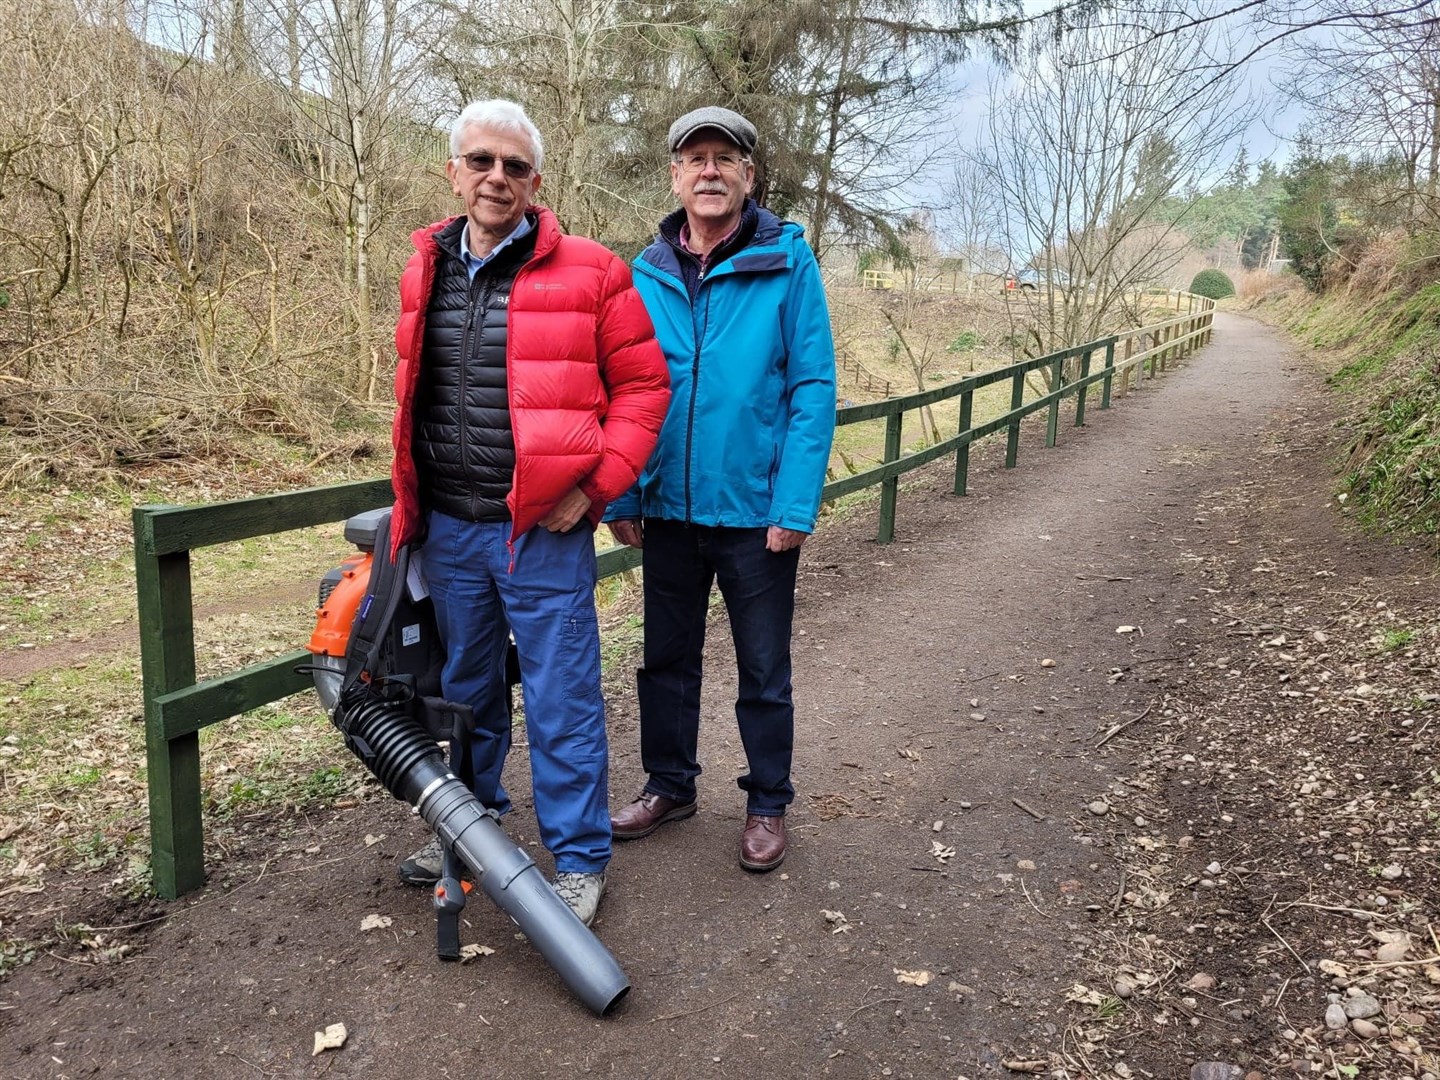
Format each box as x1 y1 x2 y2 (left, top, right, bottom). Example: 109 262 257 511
684 281 713 523
460 272 491 521
501 217 553 563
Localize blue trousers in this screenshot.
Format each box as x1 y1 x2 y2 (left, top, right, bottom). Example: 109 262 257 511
635 521 801 816
421 512 609 873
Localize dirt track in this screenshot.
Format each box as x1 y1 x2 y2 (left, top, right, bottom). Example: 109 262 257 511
3 312 1435 1079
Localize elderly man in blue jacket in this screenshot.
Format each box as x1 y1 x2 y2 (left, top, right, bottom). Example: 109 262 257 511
605 106 836 872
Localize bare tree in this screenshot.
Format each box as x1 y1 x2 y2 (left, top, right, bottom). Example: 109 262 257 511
424 0 695 242
1277 1 1440 228
679 0 959 257
240 0 451 394
967 11 1255 352
939 157 1008 296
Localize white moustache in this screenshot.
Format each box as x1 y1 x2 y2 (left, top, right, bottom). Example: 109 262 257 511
693 183 729 195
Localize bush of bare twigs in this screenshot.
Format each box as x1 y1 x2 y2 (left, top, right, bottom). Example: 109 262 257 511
0 1 450 493
1345 230 1413 298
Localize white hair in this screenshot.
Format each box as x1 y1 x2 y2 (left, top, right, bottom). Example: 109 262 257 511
449 100 544 172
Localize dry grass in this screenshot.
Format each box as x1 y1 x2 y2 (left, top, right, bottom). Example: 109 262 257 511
1346 230 1413 299
1236 269 1306 301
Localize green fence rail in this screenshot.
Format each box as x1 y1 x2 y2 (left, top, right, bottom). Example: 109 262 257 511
133 295 1214 897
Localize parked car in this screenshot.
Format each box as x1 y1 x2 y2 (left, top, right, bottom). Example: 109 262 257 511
1004 268 1070 292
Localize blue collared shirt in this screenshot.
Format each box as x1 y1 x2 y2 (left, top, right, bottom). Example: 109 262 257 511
460 215 533 280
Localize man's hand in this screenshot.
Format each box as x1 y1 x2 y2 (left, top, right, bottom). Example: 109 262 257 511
766 526 808 552
539 486 592 532
608 519 643 548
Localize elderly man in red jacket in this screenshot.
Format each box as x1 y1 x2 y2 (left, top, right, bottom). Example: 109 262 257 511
388 99 669 927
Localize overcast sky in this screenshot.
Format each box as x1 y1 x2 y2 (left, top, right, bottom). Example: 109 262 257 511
908 9 1314 220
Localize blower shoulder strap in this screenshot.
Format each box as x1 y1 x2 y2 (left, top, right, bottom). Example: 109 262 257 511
340 507 411 697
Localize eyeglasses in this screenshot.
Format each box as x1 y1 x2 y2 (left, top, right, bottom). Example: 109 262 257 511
457 151 535 180
675 152 748 174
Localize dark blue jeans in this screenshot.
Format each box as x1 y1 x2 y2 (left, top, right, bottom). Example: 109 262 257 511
636 520 800 816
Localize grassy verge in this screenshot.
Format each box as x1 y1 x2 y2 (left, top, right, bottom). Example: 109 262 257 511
1244 281 1440 549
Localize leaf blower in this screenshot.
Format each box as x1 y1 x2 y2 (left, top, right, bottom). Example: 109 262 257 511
304 507 629 1015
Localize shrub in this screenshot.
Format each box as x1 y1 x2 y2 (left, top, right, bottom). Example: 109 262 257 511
1236 269 1304 301
1346 229 1407 298
1190 269 1236 299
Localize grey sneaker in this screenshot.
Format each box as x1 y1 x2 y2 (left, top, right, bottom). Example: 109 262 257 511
397 837 443 887
553 871 606 927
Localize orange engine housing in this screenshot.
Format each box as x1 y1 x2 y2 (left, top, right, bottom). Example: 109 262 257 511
306 552 372 657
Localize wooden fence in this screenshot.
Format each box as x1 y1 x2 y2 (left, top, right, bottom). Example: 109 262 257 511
837 352 892 396
132 296 1215 897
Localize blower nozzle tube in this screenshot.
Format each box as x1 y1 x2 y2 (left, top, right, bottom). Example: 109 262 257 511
335 689 630 1015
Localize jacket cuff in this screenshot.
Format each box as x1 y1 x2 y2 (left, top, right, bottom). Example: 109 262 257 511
602 494 641 522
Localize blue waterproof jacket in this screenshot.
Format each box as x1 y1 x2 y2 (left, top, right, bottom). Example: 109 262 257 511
605 204 836 532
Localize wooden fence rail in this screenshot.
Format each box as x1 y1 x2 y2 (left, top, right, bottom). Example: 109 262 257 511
133 295 1215 897
837 352 892 396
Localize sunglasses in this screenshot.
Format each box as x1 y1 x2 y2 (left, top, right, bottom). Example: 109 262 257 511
458 151 535 180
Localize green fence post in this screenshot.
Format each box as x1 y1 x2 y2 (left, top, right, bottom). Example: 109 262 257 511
1045 355 1063 447
1075 348 1092 426
1100 340 1116 409
133 507 205 900
953 388 974 496
877 410 902 543
1005 369 1024 468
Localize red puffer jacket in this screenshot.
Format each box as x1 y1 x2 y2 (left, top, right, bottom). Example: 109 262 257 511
390 206 669 556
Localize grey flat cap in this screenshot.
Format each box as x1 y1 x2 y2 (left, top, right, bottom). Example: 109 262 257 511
668 106 757 154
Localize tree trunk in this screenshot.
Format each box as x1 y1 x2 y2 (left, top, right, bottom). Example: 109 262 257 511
353 115 372 394
808 0 857 257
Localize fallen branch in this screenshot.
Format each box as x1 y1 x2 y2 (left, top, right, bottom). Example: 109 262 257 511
1011 797 1046 821
219 1048 277 1077
1096 704 1154 747
649 992 741 1024
1359 954 1440 972
1261 896 1311 974
1020 878 1051 920
844 995 901 1023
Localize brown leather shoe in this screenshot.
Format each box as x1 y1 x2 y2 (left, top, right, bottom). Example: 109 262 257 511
739 814 786 871
610 792 697 840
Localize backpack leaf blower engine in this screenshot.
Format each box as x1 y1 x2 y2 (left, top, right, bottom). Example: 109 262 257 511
303 507 629 1015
